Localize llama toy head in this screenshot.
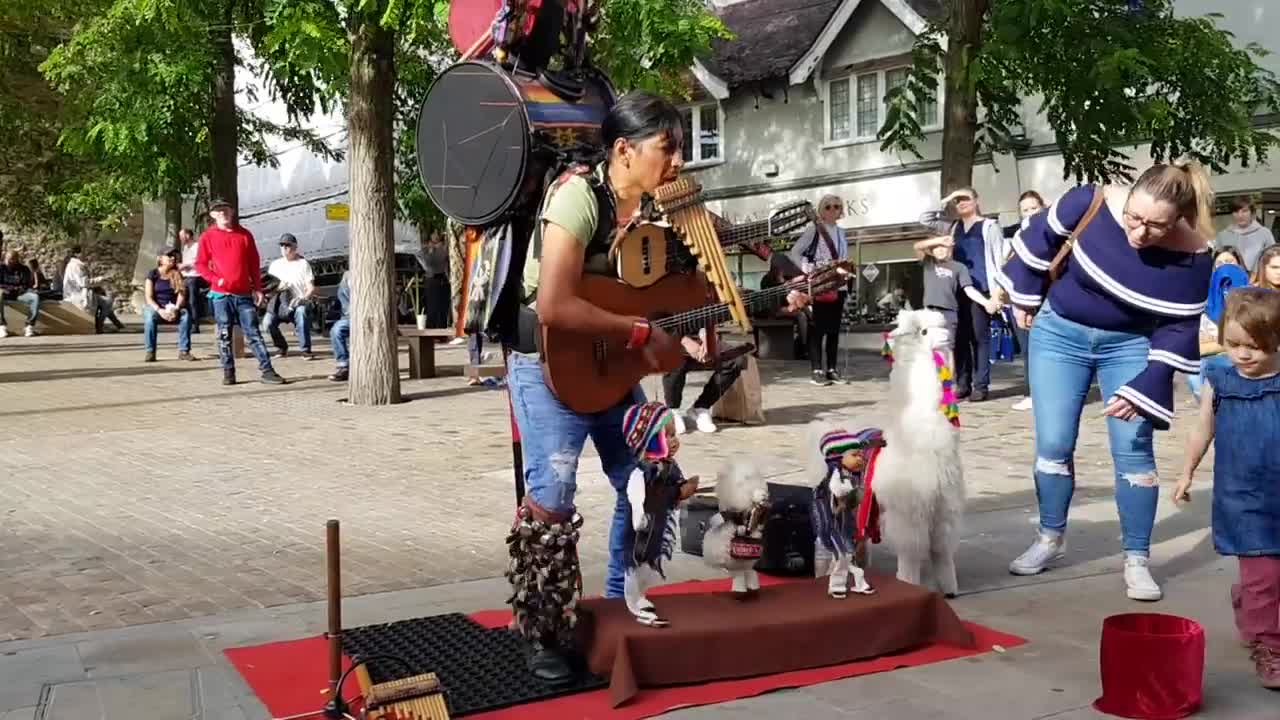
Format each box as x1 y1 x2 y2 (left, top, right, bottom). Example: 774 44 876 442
885 310 960 429
715 459 768 512
885 309 951 358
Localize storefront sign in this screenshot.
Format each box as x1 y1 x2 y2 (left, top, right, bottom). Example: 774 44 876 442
861 262 880 283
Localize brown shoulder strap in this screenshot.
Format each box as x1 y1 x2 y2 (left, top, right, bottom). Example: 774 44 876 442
1048 187 1106 281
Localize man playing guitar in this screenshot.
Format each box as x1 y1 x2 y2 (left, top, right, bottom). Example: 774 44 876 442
504 91 808 684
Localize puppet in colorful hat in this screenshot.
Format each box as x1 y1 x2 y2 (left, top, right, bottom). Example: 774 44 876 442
619 401 699 627
810 425 883 598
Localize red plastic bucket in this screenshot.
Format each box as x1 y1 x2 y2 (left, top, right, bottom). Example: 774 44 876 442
1093 613 1205 719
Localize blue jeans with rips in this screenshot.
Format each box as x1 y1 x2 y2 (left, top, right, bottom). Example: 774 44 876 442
506 351 644 598
143 306 192 353
1029 301 1159 556
210 293 273 373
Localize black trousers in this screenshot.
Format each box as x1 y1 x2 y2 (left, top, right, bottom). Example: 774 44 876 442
807 292 846 372
954 296 992 393
425 274 450 328
1013 322 1031 396
183 276 207 327
662 354 747 410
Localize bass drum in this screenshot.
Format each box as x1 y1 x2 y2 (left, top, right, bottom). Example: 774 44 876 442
416 60 615 226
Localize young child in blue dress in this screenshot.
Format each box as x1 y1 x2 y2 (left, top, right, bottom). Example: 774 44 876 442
1175 286 1280 689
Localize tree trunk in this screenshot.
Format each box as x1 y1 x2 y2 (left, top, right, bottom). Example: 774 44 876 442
209 1 238 208
346 15 401 405
939 0 987 195
164 191 182 251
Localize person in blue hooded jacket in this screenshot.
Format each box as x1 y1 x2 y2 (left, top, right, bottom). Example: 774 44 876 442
1187 248 1249 400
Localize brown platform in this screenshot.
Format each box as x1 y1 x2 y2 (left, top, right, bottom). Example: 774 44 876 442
575 572 975 707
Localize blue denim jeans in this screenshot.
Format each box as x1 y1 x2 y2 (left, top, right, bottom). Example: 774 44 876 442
263 304 311 353
210 293 273 373
143 306 192 353
1029 302 1158 555
330 318 350 367
0 289 40 327
506 351 644 598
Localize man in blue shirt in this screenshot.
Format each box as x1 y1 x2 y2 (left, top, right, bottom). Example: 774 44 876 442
944 188 1003 401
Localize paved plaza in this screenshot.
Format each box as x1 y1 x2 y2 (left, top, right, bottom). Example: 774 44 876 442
1 325 1275 718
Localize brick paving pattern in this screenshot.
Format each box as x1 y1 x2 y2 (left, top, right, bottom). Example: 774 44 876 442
0 328 1207 641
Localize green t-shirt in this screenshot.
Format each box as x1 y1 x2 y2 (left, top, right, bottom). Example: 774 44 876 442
522 167 613 302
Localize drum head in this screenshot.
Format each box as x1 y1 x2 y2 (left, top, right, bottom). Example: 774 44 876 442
417 62 531 226
449 0 502 54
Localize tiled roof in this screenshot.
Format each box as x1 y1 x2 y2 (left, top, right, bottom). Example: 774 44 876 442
698 0 943 89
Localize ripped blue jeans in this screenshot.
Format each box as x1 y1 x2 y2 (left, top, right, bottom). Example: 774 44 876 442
506 351 643 598
1029 302 1158 556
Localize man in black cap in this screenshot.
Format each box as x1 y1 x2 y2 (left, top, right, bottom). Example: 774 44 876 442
263 232 317 359
194 197 285 385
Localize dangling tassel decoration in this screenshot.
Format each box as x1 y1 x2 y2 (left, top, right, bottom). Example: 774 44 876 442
881 332 894 365
933 350 960 428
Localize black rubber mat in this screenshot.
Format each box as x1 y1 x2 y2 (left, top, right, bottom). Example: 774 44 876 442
342 612 607 716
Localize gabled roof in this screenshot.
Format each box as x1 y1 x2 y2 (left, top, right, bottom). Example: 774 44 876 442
694 0 943 96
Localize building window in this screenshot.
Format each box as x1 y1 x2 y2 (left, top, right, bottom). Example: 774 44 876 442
827 66 941 143
679 102 723 166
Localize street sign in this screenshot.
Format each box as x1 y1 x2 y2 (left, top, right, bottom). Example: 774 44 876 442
325 203 349 222
861 262 880 283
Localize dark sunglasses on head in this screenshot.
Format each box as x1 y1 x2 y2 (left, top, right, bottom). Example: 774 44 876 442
824 203 842 210
952 195 973 203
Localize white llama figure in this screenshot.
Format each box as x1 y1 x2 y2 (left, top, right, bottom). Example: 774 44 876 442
873 309 966 597
702 460 770 597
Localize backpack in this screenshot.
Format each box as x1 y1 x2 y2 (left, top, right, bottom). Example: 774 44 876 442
461 160 613 344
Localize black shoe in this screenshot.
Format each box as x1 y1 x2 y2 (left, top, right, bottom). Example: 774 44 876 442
955 388 972 401
329 367 349 382
261 370 287 385
274 348 288 359
826 369 844 384
144 352 156 363
810 370 832 386
223 371 237 386
302 351 317 361
527 647 576 687
971 389 989 402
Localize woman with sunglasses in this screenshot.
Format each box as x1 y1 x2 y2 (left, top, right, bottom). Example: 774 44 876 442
789 194 850 385
997 161 1214 602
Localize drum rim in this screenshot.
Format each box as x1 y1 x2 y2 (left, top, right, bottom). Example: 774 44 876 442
416 60 534 227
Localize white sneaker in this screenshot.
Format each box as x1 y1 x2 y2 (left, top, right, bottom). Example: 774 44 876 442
1009 533 1065 575
690 408 718 433
1123 555 1162 601
671 412 688 435
0 326 7 338
23 326 36 337
1012 396 1033 411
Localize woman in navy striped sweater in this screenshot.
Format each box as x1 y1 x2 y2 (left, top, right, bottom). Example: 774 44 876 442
996 161 1214 601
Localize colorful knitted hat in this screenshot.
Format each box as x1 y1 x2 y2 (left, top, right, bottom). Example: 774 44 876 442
622 402 675 461
819 428 883 463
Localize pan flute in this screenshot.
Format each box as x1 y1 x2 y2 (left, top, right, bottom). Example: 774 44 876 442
650 177 753 333
358 669 450 720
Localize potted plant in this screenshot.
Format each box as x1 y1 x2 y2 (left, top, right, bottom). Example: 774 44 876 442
405 275 427 329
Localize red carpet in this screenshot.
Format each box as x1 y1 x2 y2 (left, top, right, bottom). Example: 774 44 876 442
224 576 1026 719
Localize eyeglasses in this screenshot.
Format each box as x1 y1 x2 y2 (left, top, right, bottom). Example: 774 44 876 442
1122 210 1174 235
823 204 842 211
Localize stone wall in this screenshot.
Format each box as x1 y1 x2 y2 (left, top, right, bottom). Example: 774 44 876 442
0 211 144 312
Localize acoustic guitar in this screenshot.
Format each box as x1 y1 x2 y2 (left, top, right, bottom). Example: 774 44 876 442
613 199 814 288
541 261 853 413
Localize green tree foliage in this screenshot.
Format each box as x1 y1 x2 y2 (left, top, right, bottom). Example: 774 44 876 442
878 0 1280 191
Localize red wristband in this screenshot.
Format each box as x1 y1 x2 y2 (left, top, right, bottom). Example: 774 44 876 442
626 319 652 350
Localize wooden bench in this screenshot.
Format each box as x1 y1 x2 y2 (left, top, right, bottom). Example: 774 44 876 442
2 300 97 335
397 327 455 379
751 317 797 361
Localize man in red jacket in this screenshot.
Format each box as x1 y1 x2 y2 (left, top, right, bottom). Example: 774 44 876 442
195 198 285 385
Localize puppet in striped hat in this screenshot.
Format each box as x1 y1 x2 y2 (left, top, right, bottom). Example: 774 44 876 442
619 402 700 626
810 425 883 598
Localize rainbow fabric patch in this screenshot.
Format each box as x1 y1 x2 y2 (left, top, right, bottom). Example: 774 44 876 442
933 350 960 428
